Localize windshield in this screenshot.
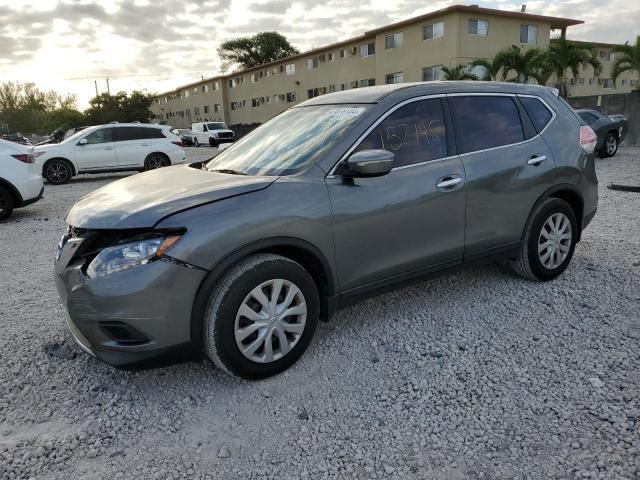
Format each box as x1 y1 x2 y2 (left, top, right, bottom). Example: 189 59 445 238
207 122 227 130
206 105 368 176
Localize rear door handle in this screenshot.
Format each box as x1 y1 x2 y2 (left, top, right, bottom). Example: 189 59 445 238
436 176 463 189
140 143 149 146
104 146 114 150
527 155 546 166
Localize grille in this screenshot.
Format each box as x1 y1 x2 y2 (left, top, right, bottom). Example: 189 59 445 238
218 132 234 139
68 225 90 238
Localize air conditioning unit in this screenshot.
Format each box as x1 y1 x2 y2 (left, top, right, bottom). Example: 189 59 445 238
318 54 325 61
350 46 358 55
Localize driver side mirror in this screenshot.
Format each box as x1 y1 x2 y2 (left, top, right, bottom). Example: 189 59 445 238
345 149 394 177
78 138 88 146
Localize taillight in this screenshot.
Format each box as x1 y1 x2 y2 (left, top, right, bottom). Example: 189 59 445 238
11 154 35 164
579 126 597 153
172 140 183 147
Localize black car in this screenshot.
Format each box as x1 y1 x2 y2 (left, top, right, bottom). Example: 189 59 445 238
171 128 195 146
1 134 31 145
575 109 628 158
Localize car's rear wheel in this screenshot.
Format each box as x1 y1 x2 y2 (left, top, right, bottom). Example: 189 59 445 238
600 132 618 158
144 154 170 170
203 254 319 380
43 159 73 185
511 198 577 281
193 137 199 147
0 186 14 221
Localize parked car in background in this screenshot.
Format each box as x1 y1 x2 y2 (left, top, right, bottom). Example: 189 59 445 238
575 109 628 158
34 123 186 184
1 134 31 145
191 122 235 147
55 82 598 379
171 128 195 146
0 139 44 220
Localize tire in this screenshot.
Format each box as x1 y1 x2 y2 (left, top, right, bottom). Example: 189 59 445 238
600 132 618 158
0 186 14 221
193 137 199 147
144 153 170 171
43 159 73 185
511 198 578 281
204 253 320 380
209 137 218 147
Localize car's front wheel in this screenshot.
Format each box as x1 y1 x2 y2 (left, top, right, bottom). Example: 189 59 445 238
209 137 218 147
43 159 73 185
193 137 199 147
511 198 578 281
203 254 319 380
600 132 618 158
0 186 14 221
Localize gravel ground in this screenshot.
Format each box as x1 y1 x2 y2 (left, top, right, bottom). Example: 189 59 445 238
1 147 639 480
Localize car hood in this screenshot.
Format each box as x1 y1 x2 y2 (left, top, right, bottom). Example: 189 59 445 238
66 165 276 229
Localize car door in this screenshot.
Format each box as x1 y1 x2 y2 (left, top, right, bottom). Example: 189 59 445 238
113 127 152 167
74 127 117 170
326 97 467 293
447 94 556 259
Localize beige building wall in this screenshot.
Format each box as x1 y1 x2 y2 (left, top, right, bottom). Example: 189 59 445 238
150 6 636 128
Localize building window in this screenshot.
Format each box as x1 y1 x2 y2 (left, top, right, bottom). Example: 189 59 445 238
193 87 198 96
185 108 191 117
252 98 259 107
202 85 208 93
203 105 210 114
422 65 443 81
359 78 375 87
340 83 347 90
340 49 348 58
184 90 190 98
423 21 444 40
577 78 585 85
602 79 614 88
251 73 258 83
468 18 488 35
285 63 296 75
194 107 200 115
621 79 627 86
307 88 320 99
307 57 318 69
385 72 404 84
328 84 336 93
520 24 537 44
589 78 595 85
384 32 403 49
360 42 375 57
286 92 296 102
328 52 336 61
607 52 615 62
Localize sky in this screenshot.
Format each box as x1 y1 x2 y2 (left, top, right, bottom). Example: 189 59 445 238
1 0 638 110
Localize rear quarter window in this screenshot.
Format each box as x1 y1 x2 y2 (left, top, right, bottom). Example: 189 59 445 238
519 96 553 133
449 96 524 153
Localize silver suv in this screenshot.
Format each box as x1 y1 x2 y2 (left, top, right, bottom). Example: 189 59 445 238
54 82 598 379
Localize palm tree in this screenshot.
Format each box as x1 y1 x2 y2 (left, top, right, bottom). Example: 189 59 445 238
546 38 602 97
491 45 547 84
612 36 640 88
469 58 501 81
441 64 477 81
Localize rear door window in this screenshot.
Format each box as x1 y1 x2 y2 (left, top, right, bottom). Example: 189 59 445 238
114 127 148 141
519 96 553 133
354 98 447 168
449 96 524 153
578 112 598 125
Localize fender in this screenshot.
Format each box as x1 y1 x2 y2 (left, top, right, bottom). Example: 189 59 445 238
522 183 585 242
189 236 338 350
0 177 23 205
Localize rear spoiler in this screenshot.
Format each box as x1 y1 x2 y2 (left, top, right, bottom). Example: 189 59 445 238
548 87 560 97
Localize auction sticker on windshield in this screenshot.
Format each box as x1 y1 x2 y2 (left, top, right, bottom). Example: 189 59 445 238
324 107 366 117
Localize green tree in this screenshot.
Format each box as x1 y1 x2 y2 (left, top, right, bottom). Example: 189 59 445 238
492 45 547 83
469 58 502 81
547 38 602 97
612 36 640 88
441 64 478 81
84 91 155 124
218 32 299 71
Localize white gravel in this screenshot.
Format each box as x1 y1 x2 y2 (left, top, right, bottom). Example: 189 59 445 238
1 147 639 480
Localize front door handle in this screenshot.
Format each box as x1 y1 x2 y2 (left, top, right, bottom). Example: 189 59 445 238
436 176 463 189
527 155 546 166
104 146 114 150
140 143 149 146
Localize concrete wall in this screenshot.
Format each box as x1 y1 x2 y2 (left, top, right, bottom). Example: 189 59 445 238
568 90 640 145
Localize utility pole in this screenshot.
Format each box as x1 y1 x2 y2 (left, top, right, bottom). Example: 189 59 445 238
94 80 99 97
106 78 111 95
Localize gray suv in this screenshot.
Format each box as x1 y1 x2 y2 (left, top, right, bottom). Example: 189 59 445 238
54 82 598 379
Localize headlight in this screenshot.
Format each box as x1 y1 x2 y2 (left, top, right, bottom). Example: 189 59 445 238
87 235 181 278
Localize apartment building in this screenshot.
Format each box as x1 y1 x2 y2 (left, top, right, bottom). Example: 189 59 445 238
150 4 632 128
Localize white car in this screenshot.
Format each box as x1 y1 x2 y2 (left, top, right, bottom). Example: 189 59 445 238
0 139 44 221
34 123 187 185
191 122 235 147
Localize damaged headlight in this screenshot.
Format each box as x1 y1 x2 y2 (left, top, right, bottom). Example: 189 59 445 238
87 235 181 278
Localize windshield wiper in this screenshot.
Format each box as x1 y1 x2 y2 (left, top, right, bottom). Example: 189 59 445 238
209 168 247 175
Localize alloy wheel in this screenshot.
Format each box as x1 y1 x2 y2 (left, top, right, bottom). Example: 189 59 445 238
146 156 164 169
606 136 617 155
538 212 572 270
46 161 69 183
234 279 307 363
